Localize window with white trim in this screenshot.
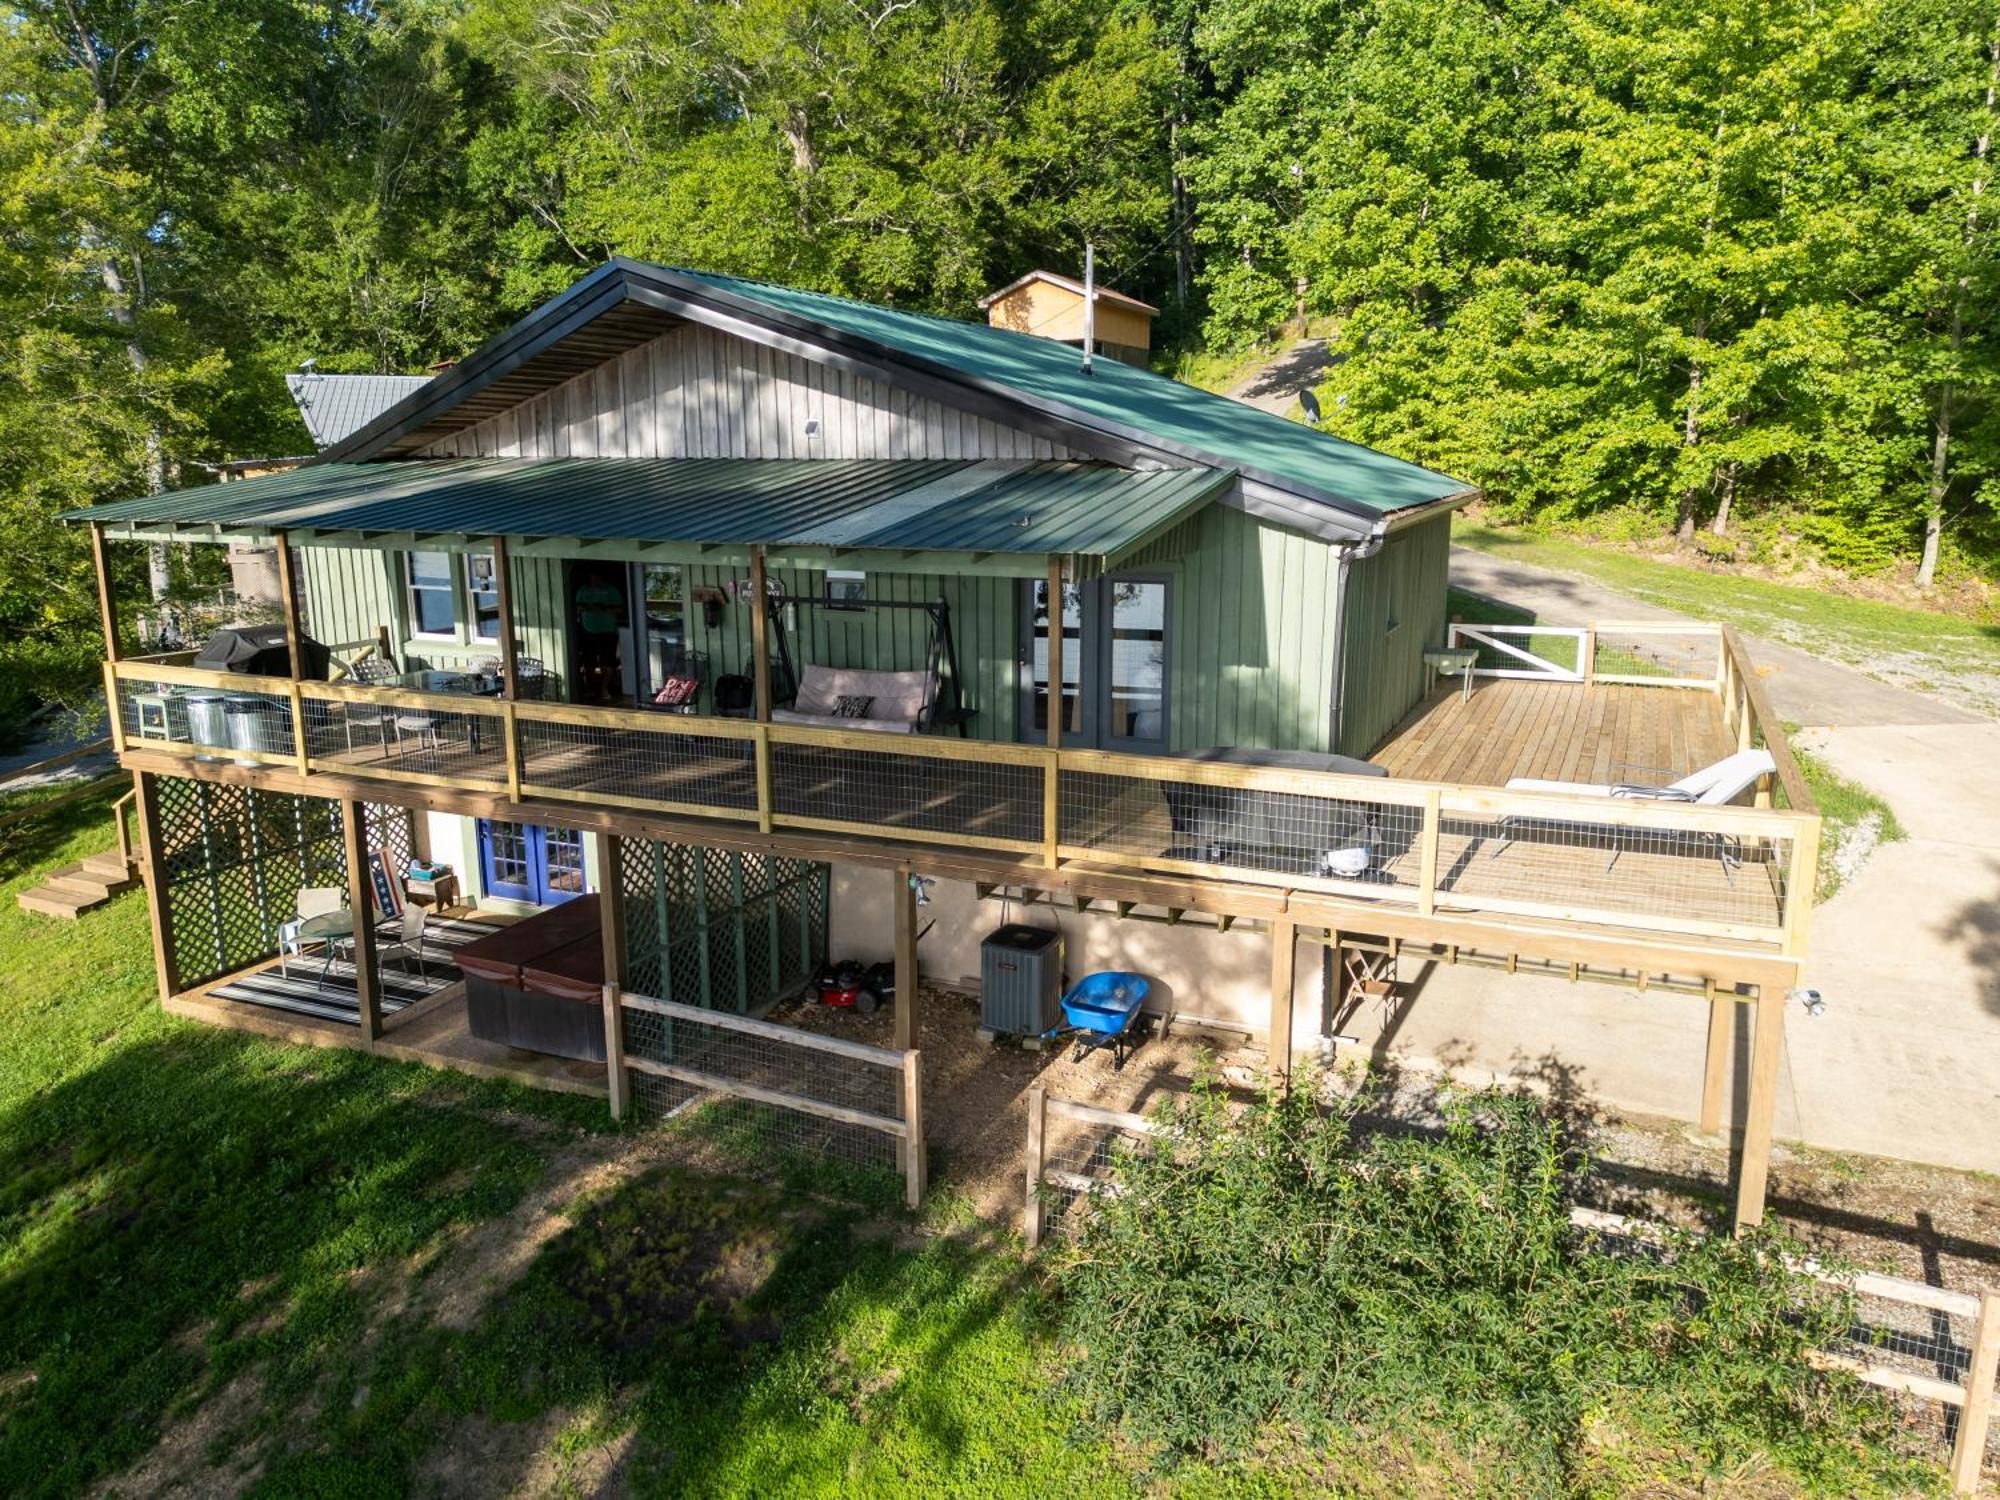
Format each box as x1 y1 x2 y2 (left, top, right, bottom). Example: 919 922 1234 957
467 553 501 641
406 551 456 638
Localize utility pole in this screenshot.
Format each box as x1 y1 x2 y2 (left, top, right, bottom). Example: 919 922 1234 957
1081 242 1095 376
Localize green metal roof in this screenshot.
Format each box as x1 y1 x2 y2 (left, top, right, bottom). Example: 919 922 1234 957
657 264 1468 518
67 457 1233 569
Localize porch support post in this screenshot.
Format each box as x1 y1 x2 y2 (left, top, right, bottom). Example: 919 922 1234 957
748 547 773 721
274 531 311 774
1699 982 1732 1137
340 797 382 1046
90 523 122 663
1732 985 1784 1232
132 769 181 1002
1044 557 1064 752
491 537 521 700
492 537 524 801
599 832 629 1121
893 865 918 1051
1268 917 1297 1090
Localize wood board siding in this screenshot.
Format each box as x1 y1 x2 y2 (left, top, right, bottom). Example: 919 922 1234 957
418 323 1087 463
1336 513 1451 758
299 545 571 691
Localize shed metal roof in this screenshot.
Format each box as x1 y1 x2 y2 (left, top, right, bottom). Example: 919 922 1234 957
67 457 1233 571
284 373 433 448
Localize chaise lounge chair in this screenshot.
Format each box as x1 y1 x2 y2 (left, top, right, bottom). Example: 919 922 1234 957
1492 748 1779 879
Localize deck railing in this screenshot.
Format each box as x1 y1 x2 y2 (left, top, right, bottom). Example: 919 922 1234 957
105 653 1820 959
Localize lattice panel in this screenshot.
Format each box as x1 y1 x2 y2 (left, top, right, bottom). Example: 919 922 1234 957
157 777 345 987
616 838 829 1014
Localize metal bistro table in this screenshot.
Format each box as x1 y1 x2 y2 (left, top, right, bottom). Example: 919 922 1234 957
393 670 504 753
295 907 356 992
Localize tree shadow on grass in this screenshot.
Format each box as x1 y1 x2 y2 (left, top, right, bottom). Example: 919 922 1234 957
0 1026 605 1499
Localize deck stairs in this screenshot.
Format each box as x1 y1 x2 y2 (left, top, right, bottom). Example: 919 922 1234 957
17 849 143 919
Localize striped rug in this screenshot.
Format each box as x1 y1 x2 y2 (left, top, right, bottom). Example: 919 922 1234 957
211 915 506 1027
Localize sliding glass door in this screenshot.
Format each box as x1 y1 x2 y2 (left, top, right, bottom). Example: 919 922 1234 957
1018 573 1170 752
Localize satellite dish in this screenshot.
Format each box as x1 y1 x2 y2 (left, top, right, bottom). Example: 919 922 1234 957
1299 388 1322 424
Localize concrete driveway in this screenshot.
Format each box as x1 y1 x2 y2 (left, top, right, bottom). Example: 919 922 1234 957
1345 548 2000 1175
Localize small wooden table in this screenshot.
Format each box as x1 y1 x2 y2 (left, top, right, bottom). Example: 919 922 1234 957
1424 646 1481 702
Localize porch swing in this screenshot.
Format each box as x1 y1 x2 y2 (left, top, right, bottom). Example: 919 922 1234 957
764 592 974 736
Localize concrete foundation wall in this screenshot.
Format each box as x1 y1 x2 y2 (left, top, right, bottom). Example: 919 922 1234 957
830 867 1325 1048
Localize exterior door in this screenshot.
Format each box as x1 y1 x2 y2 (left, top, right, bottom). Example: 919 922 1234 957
477 821 587 905
1018 573 1170 752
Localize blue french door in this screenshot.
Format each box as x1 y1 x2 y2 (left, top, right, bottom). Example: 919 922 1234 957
477 821 587 905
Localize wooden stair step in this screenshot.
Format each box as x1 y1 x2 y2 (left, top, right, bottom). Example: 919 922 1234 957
17 888 101 919
80 851 138 880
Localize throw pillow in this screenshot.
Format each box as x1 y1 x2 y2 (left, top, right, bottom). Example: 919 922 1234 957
833 694 875 719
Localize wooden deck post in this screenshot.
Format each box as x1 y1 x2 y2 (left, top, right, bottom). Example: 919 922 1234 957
893 866 918 1051
492 538 525 801
340 798 382 1046
1950 1288 2000 1494
1732 985 1785 1232
1024 1083 1048 1250
748 547 775 832
901 1049 927 1209
90 523 122 663
1042 557 1065 866
600 833 629 1121
273 531 312 775
1268 917 1297 1089
1699 981 1732 1137
131 770 181 1002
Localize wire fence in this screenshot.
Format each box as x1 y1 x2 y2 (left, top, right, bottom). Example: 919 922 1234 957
301 687 510 786
620 991 923 1207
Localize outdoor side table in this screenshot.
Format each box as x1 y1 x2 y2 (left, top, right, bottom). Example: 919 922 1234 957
1424 646 1481 702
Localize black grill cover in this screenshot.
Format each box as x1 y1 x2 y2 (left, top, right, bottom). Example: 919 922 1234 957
193 624 330 679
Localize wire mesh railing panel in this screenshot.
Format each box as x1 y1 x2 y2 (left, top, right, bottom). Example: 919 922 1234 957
621 1003 900 1120
1593 628 1721 683
1433 803 1792 932
1831 1288 1999 1477
1447 625 1584 677
627 1069 901 1180
302 693 509 786
518 716 758 814
116 676 298 761
769 740 1043 847
1058 768 1426 890
1037 1107 1157 1240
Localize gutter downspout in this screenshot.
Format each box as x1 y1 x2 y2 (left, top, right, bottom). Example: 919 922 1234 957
1325 528 1386 758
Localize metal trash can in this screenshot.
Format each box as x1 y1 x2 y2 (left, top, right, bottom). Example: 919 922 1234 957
224 695 287 765
183 691 230 760
979 924 1064 1038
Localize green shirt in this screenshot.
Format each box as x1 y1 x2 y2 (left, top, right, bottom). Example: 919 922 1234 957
576 582 624 636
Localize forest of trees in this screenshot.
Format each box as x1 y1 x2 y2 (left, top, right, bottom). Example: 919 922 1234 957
1 0 1996 713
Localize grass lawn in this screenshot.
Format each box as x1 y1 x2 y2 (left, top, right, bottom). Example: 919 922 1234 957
0 785 1354 1499
1454 521 2000 718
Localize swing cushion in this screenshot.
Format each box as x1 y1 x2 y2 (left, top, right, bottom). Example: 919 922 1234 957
774 665 931 733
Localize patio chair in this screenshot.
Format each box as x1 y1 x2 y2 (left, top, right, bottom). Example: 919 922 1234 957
279 887 346 978
1491 748 1778 879
344 654 401 752
374 904 431 981
514 656 549 700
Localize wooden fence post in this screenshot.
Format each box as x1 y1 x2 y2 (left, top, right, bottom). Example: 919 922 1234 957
1416 790 1442 916
901 1049 926 1210
1024 1084 1048 1250
1951 1288 2000 1494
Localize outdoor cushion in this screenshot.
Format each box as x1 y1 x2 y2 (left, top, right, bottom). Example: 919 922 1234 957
785 664 931 728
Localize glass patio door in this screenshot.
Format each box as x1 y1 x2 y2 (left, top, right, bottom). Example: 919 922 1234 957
1018 574 1170 751
477 821 587 905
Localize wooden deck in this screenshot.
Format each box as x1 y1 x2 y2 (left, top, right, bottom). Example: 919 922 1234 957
1369 679 1735 789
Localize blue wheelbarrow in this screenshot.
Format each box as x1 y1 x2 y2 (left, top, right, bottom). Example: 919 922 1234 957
1051 972 1151 1070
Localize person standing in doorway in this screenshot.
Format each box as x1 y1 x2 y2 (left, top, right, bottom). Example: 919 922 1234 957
573 567 626 704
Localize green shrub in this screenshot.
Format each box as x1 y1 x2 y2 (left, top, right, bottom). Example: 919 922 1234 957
1051 1076 1917 1493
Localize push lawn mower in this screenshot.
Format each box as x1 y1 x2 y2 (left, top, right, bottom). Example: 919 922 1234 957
813 959 897 1015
